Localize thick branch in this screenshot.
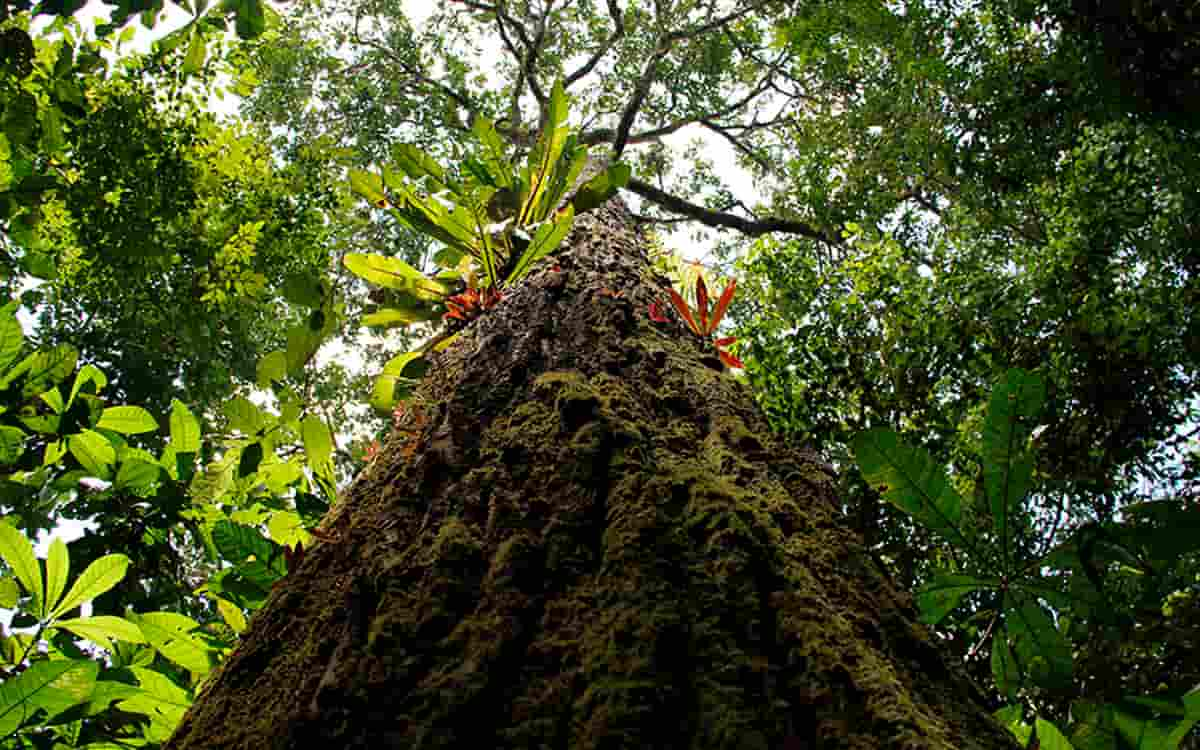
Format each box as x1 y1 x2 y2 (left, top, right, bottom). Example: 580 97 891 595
625 177 833 242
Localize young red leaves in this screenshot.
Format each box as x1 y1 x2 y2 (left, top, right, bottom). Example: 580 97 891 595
443 284 503 321
651 274 744 369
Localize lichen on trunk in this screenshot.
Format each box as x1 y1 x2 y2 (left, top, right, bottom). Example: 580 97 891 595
165 196 1018 750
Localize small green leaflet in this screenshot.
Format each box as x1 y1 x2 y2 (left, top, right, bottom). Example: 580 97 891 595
256 350 288 388
301 415 333 468
44 538 69 621
0 426 25 465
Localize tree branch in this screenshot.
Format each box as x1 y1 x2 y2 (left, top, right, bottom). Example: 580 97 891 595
565 0 625 86
625 177 834 241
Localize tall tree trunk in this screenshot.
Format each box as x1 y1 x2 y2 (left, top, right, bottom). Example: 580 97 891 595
166 195 1017 750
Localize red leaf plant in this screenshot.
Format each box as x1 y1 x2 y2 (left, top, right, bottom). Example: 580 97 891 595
649 274 744 369
443 283 503 322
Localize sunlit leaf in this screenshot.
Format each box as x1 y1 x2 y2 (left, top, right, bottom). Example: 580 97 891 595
169 399 201 454
343 253 449 300
44 538 68 619
0 659 98 737
301 415 333 468
0 521 41 616
116 667 190 742
96 406 158 435
131 611 213 674
49 554 130 620
52 615 147 651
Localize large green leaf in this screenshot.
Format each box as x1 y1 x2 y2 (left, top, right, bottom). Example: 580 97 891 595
518 79 572 226
65 364 106 411
0 521 41 615
212 520 279 570
114 459 162 492
915 573 995 625
991 626 1020 702
131 611 213 674
391 143 448 187
472 116 513 189
851 428 966 545
44 538 68 621
168 399 201 454
362 304 440 328
68 430 116 479
96 406 158 435
224 396 266 436
1005 595 1073 691
0 659 98 738
348 168 388 206
0 576 18 608
0 311 24 375
343 253 450 300
256 350 288 388
301 415 333 468
1 345 77 398
368 351 430 414
49 554 129 620
116 667 190 742
52 615 147 652
508 203 574 282
0 426 25 465
983 369 1043 554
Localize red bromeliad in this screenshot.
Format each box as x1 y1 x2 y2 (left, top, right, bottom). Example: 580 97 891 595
649 274 744 369
443 284 503 322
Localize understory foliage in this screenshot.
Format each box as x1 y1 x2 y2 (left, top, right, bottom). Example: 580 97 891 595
0 0 1196 746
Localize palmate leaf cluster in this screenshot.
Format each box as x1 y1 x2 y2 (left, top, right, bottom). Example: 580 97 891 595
343 80 629 413
853 370 1200 748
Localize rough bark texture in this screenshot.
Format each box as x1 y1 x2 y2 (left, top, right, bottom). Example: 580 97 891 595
166 196 1018 750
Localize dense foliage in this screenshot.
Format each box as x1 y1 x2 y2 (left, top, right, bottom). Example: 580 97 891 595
0 0 1196 747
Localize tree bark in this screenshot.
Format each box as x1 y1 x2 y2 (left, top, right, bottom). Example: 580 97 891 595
165 195 1018 750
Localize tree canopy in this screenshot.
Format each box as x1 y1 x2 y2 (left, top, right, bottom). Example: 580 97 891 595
0 0 1196 746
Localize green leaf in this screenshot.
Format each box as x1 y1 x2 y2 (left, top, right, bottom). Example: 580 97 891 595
281 273 325 308
285 322 323 374
991 627 1020 702
382 351 430 380
851 428 966 545
256 350 288 388
96 406 158 435
224 396 266 436
0 426 25 466
212 520 278 570
1 345 77 398
237 442 263 478
169 400 201 454
571 162 631 214
1006 596 1073 691
915 574 994 625
216 597 248 633
116 667 190 742
0 659 98 738
0 576 18 608
0 521 42 613
508 203 574 282
182 28 206 73
0 311 23 375
301 415 333 468
49 554 130 620
131 611 213 674
66 364 106 410
114 459 162 492
1035 718 1076 750
983 370 1043 551
362 305 440 328
44 538 68 620
348 168 388 206
343 253 450 300
471 117 513 188
519 79 572 226
392 143 448 186
68 430 116 479
52 615 147 651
